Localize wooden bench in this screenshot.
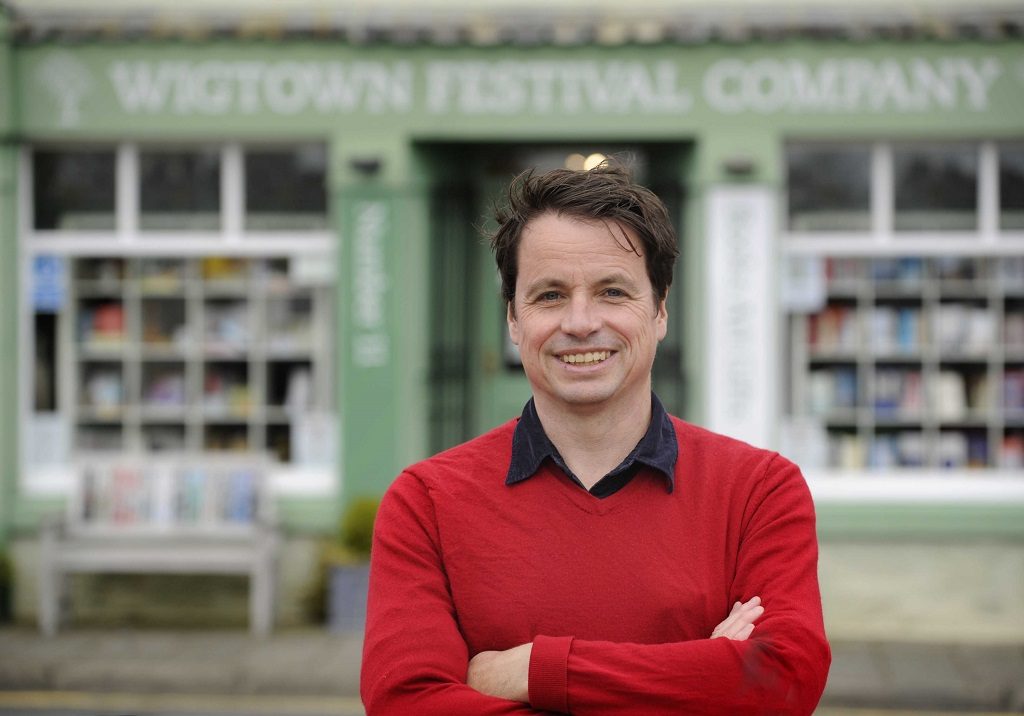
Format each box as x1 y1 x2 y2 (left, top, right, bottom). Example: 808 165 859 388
38 456 277 637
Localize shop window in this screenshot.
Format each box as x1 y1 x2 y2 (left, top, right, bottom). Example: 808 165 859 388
244 145 328 231
140 148 221 231
999 145 1024 231
782 140 1023 473
32 149 115 230
786 145 871 232
894 144 977 232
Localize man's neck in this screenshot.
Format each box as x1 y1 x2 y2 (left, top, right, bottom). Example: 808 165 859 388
533 390 653 490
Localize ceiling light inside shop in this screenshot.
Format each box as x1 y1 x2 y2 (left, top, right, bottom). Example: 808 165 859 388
565 153 586 171
583 153 606 170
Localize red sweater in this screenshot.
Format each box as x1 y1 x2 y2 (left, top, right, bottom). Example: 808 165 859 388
361 417 830 715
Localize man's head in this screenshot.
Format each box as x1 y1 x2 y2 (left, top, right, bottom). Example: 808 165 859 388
490 161 679 416
490 161 679 314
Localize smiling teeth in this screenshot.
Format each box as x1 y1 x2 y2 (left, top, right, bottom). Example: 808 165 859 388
560 351 610 365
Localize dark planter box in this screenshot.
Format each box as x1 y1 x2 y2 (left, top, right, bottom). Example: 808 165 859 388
328 563 370 633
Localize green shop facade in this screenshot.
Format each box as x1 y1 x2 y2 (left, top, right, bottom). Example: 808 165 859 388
1 7 1023 636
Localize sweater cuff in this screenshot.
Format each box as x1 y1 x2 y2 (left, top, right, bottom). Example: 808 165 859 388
528 634 573 713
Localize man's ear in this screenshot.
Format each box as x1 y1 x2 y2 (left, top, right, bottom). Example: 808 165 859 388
656 290 668 342
507 302 520 346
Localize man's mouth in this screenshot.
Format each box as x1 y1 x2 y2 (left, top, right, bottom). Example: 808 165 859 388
559 351 610 365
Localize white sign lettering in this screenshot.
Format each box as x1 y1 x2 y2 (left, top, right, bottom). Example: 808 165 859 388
34 54 1013 126
351 200 391 368
108 60 414 115
424 60 692 114
704 57 1002 114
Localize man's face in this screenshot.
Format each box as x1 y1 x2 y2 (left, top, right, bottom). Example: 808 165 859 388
507 211 668 417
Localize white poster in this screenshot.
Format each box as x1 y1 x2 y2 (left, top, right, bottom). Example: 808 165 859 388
705 186 776 449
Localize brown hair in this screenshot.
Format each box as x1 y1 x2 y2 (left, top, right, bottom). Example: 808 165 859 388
489 160 678 310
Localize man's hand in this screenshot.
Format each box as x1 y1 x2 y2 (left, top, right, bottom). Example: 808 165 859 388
467 642 533 702
710 596 763 640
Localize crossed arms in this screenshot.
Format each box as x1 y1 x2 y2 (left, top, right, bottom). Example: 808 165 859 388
467 596 765 702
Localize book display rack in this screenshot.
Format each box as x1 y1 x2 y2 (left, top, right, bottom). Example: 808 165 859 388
790 256 1024 470
70 256 331 464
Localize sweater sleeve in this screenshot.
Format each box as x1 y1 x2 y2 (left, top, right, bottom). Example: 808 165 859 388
528 456 831 715
360 470 547 716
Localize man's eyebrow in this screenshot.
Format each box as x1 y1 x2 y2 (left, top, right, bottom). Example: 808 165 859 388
522 278 568 296
595 273 641 288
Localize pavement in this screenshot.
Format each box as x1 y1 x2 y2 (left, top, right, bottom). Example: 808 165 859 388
0 627 1022 714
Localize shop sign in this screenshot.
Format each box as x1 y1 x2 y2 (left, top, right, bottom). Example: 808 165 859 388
31 50 1015 127
705 186 775 449
351 200 390 368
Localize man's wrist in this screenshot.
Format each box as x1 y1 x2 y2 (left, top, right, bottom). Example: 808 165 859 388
528 635 574 713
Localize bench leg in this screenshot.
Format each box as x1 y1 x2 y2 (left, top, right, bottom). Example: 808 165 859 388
251 564 273 637
39 566 61 637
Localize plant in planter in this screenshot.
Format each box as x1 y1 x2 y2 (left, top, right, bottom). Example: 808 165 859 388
323 496 379 633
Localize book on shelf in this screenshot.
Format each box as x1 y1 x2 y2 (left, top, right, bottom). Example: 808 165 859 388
868 431 925 468
1005 370 1024 412
79 302 125 346
829 433 866 470
932 304 994 355
870 257 925 283
1001 435 1024 469
871 306 922 354
873 369 923 417
808 368 857 416
809 305 858 353
932 371 967 421
1005 312 1024 349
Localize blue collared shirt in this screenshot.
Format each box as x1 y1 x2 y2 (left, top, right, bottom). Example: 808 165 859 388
505 394 678 498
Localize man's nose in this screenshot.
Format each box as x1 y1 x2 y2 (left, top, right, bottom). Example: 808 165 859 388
561 295 601 337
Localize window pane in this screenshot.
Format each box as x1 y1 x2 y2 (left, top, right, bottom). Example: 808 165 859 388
33 149 115 230
34 313 58 411
786 146 870 232
894 145 977 231
1000 146 1024 231
245 145 327 231
140 149 220 231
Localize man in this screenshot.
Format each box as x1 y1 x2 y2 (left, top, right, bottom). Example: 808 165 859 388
361 162 831 714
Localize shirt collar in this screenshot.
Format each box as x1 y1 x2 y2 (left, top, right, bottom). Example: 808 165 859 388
505 393 678 493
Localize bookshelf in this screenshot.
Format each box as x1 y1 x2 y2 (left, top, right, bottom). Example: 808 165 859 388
790 256 1024 470
69 256 332 464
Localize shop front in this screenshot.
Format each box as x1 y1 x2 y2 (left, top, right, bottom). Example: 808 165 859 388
1 3 1022 633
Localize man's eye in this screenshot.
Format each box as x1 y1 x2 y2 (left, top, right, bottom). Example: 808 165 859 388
539 291 561 301
605 288 625 297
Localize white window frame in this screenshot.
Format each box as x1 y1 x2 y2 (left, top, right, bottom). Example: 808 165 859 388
783 141 1024 256
18 142 338 499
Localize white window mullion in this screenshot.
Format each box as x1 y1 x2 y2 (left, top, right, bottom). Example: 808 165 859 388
978 141 998 241
223 143 243 241
118 143 138 242
872 142 893 245
19 147 32 235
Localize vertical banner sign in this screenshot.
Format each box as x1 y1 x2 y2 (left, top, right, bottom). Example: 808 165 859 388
705 186 776 449
351 200 391 368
